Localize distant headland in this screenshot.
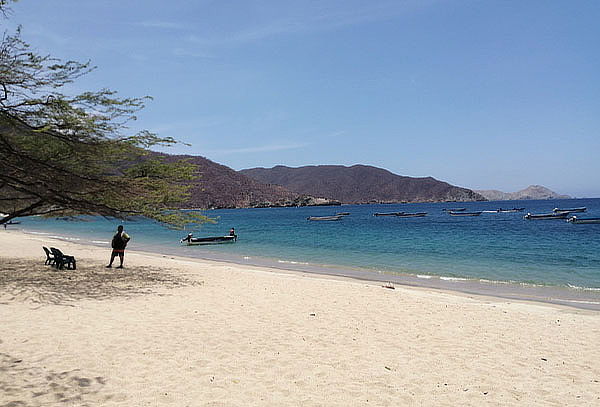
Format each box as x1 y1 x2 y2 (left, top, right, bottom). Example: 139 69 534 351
475 185 571 201
157 154 575 209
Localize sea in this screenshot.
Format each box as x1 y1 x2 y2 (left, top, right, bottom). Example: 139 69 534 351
14 198 600 310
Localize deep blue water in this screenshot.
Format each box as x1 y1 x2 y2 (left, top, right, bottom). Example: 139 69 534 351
16 198 600 290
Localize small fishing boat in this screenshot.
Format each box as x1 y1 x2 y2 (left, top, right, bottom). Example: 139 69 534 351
374 212 404 217
443 208 466 212
180 233 237 245
497 208 525 213
396 212 427 217
553 207 586 213
449 211 482 216
307 215 343 221
567 216 600 224
336 212 350 216
523 212 569 220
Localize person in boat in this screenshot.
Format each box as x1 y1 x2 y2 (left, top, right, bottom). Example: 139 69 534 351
107 225 130 269
229 227 237 241
182 233 194 243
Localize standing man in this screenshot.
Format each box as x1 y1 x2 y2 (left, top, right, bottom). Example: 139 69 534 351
107 225 130 269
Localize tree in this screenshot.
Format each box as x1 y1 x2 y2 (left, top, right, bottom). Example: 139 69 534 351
0 6 209 227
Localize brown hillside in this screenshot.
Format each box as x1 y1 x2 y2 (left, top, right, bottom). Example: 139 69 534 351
241 165 485 203
163 155 297 209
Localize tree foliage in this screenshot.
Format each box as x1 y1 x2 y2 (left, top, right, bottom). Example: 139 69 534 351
0 7 209 227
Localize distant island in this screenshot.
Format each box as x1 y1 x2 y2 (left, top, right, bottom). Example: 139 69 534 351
475 185 571 201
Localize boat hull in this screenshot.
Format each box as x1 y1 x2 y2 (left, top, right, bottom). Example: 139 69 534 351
307 215 343 221
449 211 482 216
554 207 586 213
182 236 237 245
524 212 569 220
567 217 600 224
497 208 525 213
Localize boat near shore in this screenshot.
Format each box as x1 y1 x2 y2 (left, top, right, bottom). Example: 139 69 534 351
396 212 427 218
373 212 404 217
307 215 344 221
180 233 237 245
554 207 586 213
523 212 569 220
567 216 600 224
482 208 526 214
499 208 525 213
449 211 482 216
443 208 466 212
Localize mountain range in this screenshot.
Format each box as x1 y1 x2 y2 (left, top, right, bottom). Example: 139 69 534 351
240 164 484 204
161 154 569 209
475 185 571 201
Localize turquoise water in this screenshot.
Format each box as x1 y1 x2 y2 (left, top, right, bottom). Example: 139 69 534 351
17 198 600 293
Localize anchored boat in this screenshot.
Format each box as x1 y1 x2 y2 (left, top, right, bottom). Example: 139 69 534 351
498 208 525 213
523 212 569 220
396 212 427 217
180 233 237 245
567 216 600 224
307 215 344 221
373 212 404 217
554 207 586 213
449 211 482 216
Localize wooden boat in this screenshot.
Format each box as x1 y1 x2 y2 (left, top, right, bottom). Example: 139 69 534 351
523 212 569 220
449 211 482 216
443 208 466 212
180 233 237 245
374 212 404 217
396 212 427 217
553 207 586 213
307 215 343 221
497 208 525 213
336 212 350 216
481 207 526 214
567 216 600 224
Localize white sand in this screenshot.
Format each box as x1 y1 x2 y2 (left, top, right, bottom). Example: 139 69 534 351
1 229 599 406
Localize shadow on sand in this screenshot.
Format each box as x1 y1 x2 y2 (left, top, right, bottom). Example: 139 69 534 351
0 258 202 306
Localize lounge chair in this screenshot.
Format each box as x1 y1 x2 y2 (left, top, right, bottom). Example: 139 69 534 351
42 246 56 266
50 247 77 270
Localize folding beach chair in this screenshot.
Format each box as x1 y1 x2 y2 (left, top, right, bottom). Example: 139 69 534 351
42 246 56 266
50 247 77 270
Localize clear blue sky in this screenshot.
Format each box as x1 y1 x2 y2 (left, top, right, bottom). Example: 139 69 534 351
5 0 600 196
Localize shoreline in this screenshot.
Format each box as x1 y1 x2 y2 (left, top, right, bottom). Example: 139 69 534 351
2 229 600 405
14 228 600 311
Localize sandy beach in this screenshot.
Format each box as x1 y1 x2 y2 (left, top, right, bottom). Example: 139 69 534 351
1 229 599 406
